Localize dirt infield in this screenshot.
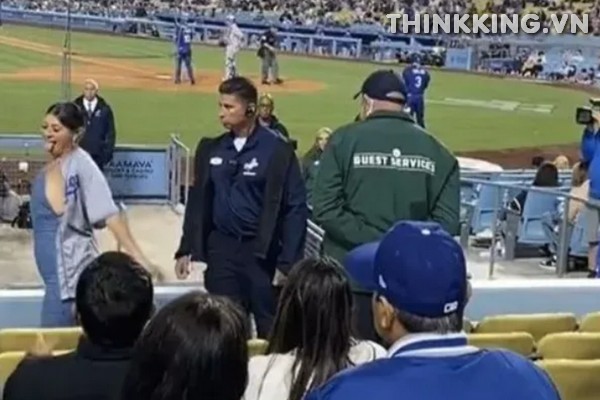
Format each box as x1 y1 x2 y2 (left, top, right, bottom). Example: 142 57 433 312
0 35 324 93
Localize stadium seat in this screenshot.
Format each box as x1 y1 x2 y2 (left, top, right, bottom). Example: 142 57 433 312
0 351 26 385
248 339 268 357
468 332 535 357
0 328 83 353
538 332 600 360
0 350 72 384
463 319 475 333
537 360 600 400
503 191 560 260
470 182 505 234
474 313 577 342
579 312 600 333
517 191 560 245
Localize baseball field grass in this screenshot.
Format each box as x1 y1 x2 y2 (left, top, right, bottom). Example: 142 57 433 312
0 24 589 154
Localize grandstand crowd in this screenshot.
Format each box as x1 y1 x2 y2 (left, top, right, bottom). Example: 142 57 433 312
5 0 600 30
5 0 600 85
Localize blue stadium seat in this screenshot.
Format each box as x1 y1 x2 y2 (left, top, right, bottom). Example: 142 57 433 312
470 182 507 234
517 191 560 246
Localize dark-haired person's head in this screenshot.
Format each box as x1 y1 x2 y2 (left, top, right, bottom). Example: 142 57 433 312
218 76 258 131
76 251 154 349
533 162 559 187
267 257 354 400
121 292 249 400
531 155 545 168
345 221 470 346
42 102 85 158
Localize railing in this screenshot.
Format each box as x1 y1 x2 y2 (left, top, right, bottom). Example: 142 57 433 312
167 134 190 214
462 178 600 279
305 219 324 259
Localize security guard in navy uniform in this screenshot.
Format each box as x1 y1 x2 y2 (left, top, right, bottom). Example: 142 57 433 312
174 76 308 338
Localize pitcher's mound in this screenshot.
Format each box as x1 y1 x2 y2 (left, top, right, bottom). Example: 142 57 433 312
0 63 325 94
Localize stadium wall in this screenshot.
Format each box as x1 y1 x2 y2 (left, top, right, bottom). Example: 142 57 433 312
2 280 600 328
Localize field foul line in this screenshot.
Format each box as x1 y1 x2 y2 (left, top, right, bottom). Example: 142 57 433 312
0 35 155 77
427 98 555 114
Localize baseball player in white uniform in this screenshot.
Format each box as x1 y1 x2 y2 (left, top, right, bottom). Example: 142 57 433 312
223 15 245 80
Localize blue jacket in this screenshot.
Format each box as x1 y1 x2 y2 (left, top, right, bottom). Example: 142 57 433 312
176 125 308 272
581 127 600 199
175 25 192 56
74 95 116 165
306 333 560 400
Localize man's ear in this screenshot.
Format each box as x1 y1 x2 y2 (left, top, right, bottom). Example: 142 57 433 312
375 296 396 331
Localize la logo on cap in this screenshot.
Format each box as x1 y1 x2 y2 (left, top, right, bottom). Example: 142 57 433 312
443 301 458 314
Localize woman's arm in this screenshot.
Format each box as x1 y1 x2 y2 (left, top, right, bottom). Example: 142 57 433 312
568 181 589 223
77 152 162 280
105 213 163 280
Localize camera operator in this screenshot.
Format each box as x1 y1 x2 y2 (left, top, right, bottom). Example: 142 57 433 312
581 112 600 277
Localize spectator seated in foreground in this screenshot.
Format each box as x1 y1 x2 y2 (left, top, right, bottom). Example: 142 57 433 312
3 252 154 400
120 292 249 400
305 221 560 400
244 257 385 400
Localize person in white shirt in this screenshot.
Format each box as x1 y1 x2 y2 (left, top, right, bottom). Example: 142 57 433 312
244 257 385 400
73 79 116 171
223 15 245 80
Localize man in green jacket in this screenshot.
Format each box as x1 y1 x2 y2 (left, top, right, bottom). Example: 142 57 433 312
311 69 460 341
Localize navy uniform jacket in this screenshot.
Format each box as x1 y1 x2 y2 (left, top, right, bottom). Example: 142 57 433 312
176 125 308 272
73 95 116 165
306 333 560 400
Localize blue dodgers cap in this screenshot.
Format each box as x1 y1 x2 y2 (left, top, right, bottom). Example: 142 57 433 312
344 221 467 318
353 70 406 104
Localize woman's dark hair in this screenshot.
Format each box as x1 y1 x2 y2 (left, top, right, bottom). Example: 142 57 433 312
533 162 559 187
264 257 354 400
121 292 249 400
531 155 545 168
46 102 85 133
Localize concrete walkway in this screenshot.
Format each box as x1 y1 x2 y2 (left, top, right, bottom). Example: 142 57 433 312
0 205 205 288
0 205 588 289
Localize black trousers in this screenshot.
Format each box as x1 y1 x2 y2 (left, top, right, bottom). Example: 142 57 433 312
205 230 277 338
353 290 385 347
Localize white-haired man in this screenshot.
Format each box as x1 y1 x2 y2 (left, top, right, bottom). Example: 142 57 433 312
222 15 245 80
74 79 116 171
306 221 560 400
